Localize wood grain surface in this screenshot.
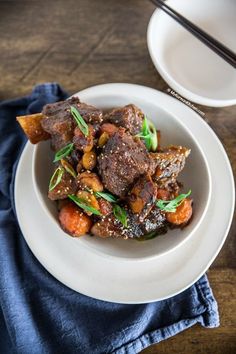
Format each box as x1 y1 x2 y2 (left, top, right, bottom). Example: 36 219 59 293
0 1 235 353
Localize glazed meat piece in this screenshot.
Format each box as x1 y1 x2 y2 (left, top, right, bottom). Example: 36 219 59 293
41 97 103 150
78 171 104 192
136 206 167 236
165 181 181 198
128 174 157 222
100 123 119 137
91 207 166 239
151 146 190 187
98 128 155 197
73 125 95 152
97 124 119 148
91 214 120 238
97 199 113 216
48 169 77 200
104 104 144 135
41 97 79 150
156 182 181 201
74 102 103 125
70 149 82 166
76 191 100 215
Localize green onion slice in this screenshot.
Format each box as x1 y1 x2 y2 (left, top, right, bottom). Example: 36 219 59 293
53 143 74 162
136 116 158 151
61 159 77 178
68 194 101 215
142 116 149 136
113 204 128 227
148 121 158 151
49 166 64 191
136 231 159 242
95 191 118 203
70 106 89 137
156 190 191 213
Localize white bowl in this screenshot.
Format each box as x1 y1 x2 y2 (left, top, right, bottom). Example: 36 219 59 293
147 0 236 107
32 85 211 260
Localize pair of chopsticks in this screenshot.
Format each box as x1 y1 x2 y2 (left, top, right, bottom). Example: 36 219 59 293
151 0 236 69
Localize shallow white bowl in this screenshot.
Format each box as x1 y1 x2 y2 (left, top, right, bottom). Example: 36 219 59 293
32 85 211 261
147 0 236 107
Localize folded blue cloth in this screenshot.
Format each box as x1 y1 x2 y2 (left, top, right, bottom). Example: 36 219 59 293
0 83 219 354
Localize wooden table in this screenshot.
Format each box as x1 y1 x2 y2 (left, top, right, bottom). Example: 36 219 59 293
0 1 235 353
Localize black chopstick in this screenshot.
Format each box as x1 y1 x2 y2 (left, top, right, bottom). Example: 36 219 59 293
151 0 236 69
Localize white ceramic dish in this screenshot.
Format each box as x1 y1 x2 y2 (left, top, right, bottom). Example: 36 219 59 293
147 0 236 107
32 91 211 260
15 84 235 303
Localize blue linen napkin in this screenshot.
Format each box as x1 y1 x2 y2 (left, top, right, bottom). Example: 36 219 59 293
0 83 219 354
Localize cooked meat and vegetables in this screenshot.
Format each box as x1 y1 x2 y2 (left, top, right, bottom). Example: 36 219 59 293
17 97 193 241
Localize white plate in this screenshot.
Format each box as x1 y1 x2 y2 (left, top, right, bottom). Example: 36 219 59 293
15 84 235 303
147 0 236 107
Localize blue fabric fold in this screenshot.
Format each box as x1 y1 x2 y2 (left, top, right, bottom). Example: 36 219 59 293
0 83 219 354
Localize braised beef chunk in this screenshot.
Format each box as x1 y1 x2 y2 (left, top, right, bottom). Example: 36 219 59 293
91 207 166 239
73 125 95 152
156 182 181 201
151 146 190 187
42 97 78 117
128 174 157 222
70 149 82 165
41 98 79 150
100 123 119 137
98 129 155 197
48 169 77 200
42 97 103 124
104 104 144 135
91 214 120 238
135 207 167 237
74 102 103 125
78 172 104 192
41 97 103 150
97 199 113 216
166 181 181 198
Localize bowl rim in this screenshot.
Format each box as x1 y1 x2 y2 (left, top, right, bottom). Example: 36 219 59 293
147 7 236 107
32 83 212 262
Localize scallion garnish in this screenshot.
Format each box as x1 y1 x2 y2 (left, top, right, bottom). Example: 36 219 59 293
136 116 158 151
113 204 128 228
49 166 64 191
148 121 158 151
136 231 159 242
68 194 101 215
156 190 191 213
53 143 74 162
70 106 89 137
95 191 118 203
61 159 77 178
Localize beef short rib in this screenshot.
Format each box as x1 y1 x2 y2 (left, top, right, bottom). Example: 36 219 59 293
41 97 103 151
151 146 190 187
91 206 166 239
98 129 155 197
104 104 144 135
